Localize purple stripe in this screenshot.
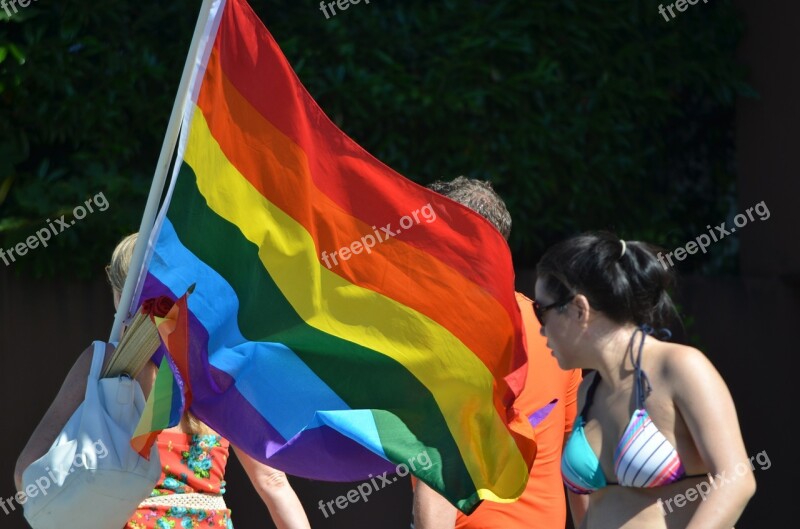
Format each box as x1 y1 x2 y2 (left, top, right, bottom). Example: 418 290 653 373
141 273 396 481
528 399 558 428
266 423 397 480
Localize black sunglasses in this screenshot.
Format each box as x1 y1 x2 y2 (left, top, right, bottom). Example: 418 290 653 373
532 295 575 326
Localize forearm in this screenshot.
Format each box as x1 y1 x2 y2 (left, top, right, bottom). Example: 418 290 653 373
684 475 755 529
413 481 456 529
567 488 589 529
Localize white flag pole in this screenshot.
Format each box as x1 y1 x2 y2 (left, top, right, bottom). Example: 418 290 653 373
109 0 217 343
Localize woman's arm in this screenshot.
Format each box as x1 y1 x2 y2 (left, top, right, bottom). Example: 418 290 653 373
566 483 589 527
670 347 756 529
233 446 311 529
413 480 456 529
14 342 114 490
564 369 589 528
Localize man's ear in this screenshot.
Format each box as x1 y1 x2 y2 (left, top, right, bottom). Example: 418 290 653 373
573 294 591 323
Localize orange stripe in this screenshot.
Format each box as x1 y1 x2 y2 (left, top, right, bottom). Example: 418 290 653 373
195 48 519 387
213 0 519 320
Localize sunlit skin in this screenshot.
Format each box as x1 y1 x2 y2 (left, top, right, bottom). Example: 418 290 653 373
534 278 754 529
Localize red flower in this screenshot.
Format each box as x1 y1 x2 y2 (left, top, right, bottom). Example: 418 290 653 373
140 296 176 318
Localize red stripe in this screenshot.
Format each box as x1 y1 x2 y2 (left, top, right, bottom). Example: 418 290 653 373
158 293 194 408
194 58 520 389
648 456 683 487
614 413 652 473
211 0 527 392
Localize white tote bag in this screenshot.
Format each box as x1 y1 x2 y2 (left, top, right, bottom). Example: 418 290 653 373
22 341 162 529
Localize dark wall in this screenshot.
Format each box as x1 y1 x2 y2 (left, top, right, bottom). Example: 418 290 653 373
679 277 790 528
735 0 800 278
727 0 798 521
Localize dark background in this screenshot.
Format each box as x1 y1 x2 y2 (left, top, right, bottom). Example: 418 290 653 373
1 0 794 527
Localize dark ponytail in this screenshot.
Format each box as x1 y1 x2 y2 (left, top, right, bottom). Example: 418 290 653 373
536 231 681 328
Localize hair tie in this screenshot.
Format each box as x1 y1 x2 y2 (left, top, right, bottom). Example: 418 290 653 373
618 240 627 260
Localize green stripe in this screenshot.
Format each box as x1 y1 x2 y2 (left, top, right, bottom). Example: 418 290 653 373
169 162 475 505
371 409 480 512
152 356 178 429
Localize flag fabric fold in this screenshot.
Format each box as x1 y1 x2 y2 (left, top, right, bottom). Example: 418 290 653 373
131 0 535 513
131 291 191 455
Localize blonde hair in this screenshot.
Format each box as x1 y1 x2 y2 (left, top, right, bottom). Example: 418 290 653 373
184 414 217 436
106 233 138 294
107 232 215 436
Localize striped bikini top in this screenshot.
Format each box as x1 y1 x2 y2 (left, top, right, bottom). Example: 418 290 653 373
561 326 686 494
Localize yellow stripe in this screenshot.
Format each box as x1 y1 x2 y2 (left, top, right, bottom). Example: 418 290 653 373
132 376 158 446
182 106 529 498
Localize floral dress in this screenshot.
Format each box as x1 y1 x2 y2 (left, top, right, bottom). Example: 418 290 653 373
125 431 234 529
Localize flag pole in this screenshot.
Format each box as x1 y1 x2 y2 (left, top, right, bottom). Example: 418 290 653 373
109 0 217 343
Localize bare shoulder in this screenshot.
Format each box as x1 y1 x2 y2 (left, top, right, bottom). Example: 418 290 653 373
658 342 716 373
654 342 727 397
73 341 116 374
101 341 116 372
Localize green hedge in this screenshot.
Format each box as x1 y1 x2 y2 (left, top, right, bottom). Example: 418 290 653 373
0 0 753 278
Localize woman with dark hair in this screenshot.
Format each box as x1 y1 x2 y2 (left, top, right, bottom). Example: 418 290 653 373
535 232 754 529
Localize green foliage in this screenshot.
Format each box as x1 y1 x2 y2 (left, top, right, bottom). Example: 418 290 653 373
0 0 195 277
0 0 752 277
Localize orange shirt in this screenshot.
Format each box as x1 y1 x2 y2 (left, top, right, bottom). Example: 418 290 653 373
455 292 581 529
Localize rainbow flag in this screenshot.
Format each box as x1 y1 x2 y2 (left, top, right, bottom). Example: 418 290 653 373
132 0 535 512
131 292 192 455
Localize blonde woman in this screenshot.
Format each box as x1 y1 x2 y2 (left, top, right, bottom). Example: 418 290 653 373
15 233 311 529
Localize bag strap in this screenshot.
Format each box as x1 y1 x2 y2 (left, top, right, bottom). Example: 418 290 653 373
87 340 107 383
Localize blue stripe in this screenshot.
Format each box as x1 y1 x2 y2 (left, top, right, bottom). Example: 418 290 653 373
144 218 388 459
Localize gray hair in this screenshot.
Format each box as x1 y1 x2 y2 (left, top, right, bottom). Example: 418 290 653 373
427 176 511 239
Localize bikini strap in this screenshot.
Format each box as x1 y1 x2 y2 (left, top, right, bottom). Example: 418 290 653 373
582 325 672 415
628 325 672 408
579 371 603 418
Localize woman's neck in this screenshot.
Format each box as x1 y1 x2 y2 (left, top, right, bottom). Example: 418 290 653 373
586 323 642 389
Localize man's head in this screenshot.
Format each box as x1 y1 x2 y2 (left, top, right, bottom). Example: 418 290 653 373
427 176 511 239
